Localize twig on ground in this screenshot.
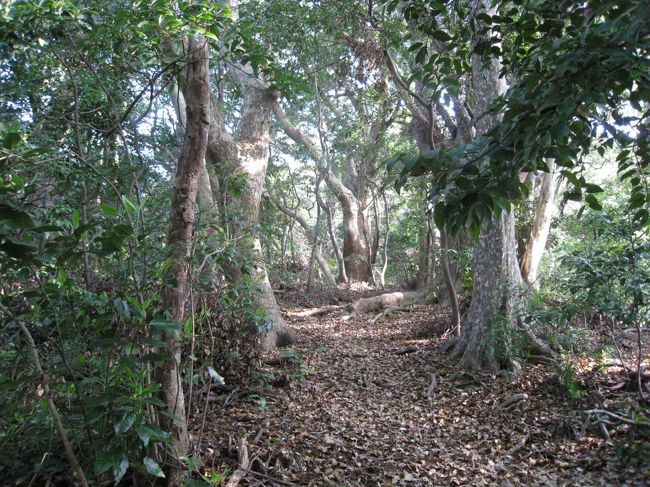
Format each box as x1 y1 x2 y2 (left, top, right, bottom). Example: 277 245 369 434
225 438 250 487
393 345 418 355
505 429 530 457
253 419 270 445
498 393 529 410
426 373 438 402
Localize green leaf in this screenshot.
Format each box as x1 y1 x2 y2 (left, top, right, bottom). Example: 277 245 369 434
113 454 129 484
585 194 602 211
0 205 34 229
114 411 136 434
135 423 170 447
72 209 80 228
121 195 138 213
430 30 452 42
100 203 119 217
150 318 183 337
94 449 121 476
143 457 165 478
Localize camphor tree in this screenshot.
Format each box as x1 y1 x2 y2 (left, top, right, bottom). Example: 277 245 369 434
386 0 649 369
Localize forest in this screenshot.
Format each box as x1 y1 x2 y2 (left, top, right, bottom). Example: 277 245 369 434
0 0 648 485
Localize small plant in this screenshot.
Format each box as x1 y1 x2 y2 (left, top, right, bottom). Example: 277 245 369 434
486 311 530 367
558 360 583 401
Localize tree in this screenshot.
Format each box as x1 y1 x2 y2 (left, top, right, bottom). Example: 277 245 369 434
520 163 560 286
386 0 649 369
158 34 211 485
202 0 296 349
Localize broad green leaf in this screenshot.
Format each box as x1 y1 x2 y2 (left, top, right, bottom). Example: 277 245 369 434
100 203 119 217
114 411 136 434
113 454 129 484
143 457 165 478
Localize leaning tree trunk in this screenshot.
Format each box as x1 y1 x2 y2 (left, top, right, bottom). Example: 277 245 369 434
520 162 559 286
158 34 210 485
450 0 524 370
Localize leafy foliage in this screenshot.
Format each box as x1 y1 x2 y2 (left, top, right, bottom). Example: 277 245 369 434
386 0 650 237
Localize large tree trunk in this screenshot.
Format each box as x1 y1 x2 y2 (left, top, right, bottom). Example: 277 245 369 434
158 35 210 485
520 162 559 286
228 87 295 350
201 0 295 350
450 0 523 370
451 213 522 369
342 197 372 281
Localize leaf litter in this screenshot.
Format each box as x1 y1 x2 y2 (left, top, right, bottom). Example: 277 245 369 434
196 295 649 486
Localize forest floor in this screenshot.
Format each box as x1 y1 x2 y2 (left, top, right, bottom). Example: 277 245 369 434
197 290 649 486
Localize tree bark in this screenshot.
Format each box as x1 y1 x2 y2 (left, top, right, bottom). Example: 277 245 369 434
227 88 295 350
159 34 210 485
200 0 295 350
316 183 348 283
450 0 523 370
520 162 559 286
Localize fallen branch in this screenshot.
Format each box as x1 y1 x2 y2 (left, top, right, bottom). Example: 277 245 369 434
498 393 529 410
393 345 418 355
253 419 270 444
225 438 250 487
371 304 427 323
584 409 650 428
349 291 424 315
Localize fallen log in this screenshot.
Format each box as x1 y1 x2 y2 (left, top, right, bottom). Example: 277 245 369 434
349 291 424 315
498 393 528 410
286 305 342 318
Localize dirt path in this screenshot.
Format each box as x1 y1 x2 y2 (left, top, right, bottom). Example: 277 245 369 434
199 302 645 486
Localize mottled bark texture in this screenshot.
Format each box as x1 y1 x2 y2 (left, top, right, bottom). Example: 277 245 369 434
223 88 295 350
450 0 523 370
520 162 558 286
159 35 210 485
197 0 295 351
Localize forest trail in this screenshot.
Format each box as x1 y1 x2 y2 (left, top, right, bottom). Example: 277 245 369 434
199 295 643 486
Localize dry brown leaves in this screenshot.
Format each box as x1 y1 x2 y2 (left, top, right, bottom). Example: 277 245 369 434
195 297 648 486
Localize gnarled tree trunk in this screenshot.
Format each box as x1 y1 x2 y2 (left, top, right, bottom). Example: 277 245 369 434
200 0 295 351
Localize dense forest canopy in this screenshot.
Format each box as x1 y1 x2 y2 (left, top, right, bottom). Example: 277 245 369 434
1 0 648 485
